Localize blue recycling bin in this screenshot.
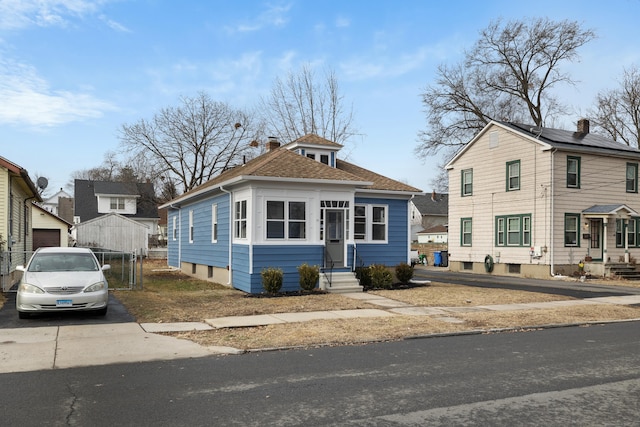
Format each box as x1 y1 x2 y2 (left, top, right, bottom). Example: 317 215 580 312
433 251 442 267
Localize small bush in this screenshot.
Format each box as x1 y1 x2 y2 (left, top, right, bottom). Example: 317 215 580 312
261 267 283 294
355 266 372 290
395 262 414 285
369 264 393 289
298 263 319 291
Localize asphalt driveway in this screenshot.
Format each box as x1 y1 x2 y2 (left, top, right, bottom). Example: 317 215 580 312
0 292 136 328
414 267 640 298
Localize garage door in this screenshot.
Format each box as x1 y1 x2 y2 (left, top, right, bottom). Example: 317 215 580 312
33 229 61 249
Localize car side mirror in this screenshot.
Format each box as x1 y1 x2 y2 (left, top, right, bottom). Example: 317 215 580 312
101 264 111 271
16 265 25 272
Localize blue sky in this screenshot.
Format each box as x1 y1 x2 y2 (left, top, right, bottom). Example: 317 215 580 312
1 0 639 195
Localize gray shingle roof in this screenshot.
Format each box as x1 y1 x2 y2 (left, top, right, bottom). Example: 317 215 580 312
411 193 448 216
501 122 640 157
74 179 159 222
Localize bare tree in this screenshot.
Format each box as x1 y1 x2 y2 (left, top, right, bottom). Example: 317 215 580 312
590 65 640 147
417 18 595 157
118 92 261 194
260 64 358 145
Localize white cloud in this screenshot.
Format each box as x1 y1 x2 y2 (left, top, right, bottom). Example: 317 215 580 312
335 16 350 28
0 0 104 30
227 3 292 33
0 58 114 126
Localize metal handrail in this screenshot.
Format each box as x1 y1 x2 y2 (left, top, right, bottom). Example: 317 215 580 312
323 248 334 288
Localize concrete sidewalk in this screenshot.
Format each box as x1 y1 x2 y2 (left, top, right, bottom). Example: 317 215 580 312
2 292 640 374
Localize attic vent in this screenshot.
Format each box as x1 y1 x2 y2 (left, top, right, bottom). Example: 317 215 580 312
489 131 499 148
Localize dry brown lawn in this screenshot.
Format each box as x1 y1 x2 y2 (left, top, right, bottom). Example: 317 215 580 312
111 260 640 351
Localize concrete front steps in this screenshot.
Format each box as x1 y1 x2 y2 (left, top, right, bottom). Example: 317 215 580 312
319 271 363 293
607 263 640 280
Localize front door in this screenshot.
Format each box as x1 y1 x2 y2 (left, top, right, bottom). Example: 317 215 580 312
325 210 344 268
589 219 603 260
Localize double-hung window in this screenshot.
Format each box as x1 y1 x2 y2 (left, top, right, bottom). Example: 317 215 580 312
110 197 125 210
188 210 194 243
626 163 638 193
461 218 472 246
234 200 247 239
266 201 306 239
211 204 218 243
567 156 580 188
506 160 520 191
172 216 178 240
564 213 580 247
495 214 531 246
461 169 473 196
354 204 387 242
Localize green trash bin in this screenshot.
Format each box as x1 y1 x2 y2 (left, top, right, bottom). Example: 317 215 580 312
418 254 427 265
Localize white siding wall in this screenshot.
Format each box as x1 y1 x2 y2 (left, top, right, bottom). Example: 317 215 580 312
552 151 640 264
448 125 551 265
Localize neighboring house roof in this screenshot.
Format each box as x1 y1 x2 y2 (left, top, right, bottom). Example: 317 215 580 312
0 156 42 202
74 179 159 222
164 134 422 207
447 120 640 168
412 193 448 216
43 188 73 205
417 224 448 234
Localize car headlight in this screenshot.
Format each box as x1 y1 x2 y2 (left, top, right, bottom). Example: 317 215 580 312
19 283 44 294
84 282 106 293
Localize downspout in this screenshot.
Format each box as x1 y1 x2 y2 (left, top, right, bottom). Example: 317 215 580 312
550 148 556 277
220 185 233 286
407 194 415 264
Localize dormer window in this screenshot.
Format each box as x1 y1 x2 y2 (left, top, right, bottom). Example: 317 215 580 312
320 154 329 165
306 153 315 160
110 197 125 210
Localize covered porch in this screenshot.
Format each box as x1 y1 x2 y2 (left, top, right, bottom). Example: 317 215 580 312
582 204 640 277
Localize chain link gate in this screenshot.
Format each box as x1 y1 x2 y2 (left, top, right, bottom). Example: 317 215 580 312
0 249 139 292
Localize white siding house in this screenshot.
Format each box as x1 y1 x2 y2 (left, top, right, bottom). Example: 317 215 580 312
446 119 640 279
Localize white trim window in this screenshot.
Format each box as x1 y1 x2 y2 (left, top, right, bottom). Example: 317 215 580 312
234 200 247 239
189 210 194 243
266 200 306 240
110 197 125 210
211 204 218 243
354 204 387 242
172 216 177 241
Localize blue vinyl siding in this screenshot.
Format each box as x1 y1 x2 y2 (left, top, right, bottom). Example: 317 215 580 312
230 243 251 292
354 197 408 266
167 210 179 267
243 245 324 293
181 196 229 267
166 195 230 269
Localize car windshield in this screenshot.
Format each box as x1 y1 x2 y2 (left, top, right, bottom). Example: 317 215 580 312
27 253 99 272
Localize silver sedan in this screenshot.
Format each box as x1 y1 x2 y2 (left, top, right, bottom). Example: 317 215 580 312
16 247 110 319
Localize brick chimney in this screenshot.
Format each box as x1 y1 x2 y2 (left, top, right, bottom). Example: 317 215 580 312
431 190 437 201
266 136 280 151
577 119 590 134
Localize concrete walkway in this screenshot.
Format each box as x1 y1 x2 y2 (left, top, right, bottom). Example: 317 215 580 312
2 291 640 374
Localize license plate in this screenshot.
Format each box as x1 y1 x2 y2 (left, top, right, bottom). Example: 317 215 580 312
56 299 73 307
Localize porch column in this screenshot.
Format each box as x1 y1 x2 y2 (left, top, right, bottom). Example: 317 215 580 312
624 219 630 263
602 218 608 268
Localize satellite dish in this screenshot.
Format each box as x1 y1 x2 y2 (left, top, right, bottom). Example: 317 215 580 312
37 177 48 190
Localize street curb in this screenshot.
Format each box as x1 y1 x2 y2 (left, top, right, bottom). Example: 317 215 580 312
238 317 640 354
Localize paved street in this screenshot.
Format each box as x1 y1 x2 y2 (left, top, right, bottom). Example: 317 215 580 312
1 320 639 426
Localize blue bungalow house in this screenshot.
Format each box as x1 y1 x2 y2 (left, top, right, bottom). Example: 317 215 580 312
160 134 423 294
